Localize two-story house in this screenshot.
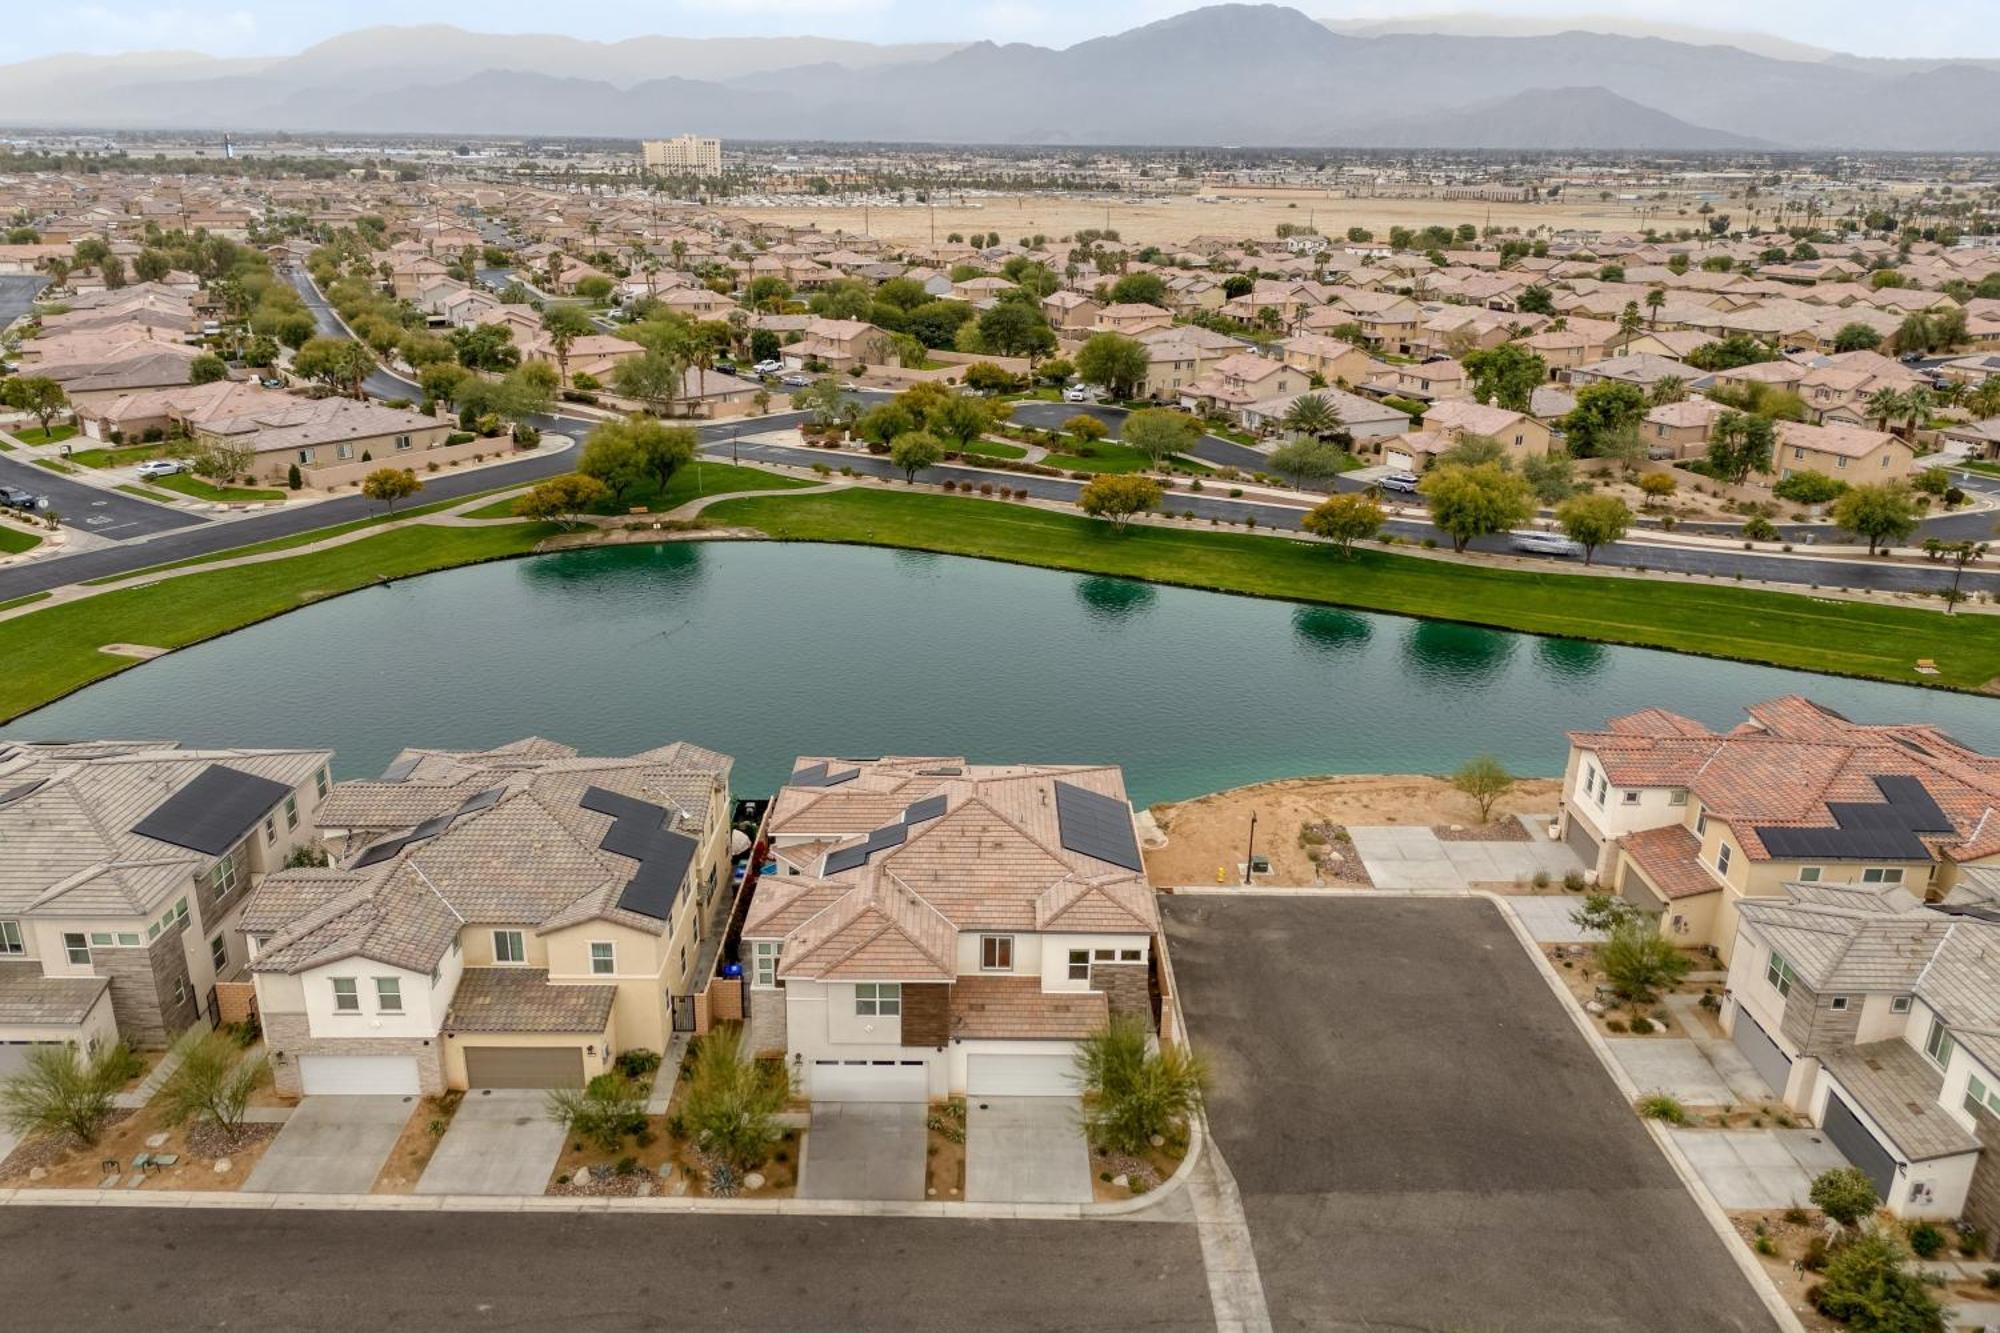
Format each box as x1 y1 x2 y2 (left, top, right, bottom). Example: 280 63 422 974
1557 696 2000 961
740 757 1161 1102
238 738 733 1096
1722 875 2000 1232
0 740 332 1056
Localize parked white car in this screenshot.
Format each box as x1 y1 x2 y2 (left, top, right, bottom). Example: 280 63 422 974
753 359 784 375
1509 530 1586 558
1062 385 1092 403
135 459 187 479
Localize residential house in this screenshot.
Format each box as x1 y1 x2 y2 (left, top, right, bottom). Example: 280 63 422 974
74 378 290 444
1240 387 1409 442
1178 352 1306 414
1642 397 1730 459
1364 358 1470 404
1773 421 1915 484
1041 290 1102 335
1721 877 2000 1230
195 398 460 490
1278 333 1375 387
1416 400 1553 461
1094 303 1175 336
739 757 1160 1101
241 738 734 1095
0 740 333 1053
1558 696 2000 961
1566 353 1697 391
782 318 894 373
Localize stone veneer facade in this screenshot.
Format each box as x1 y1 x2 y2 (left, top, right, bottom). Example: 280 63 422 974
1964 1100 2000 1254
97 923 200 1048
263 1010 447 1097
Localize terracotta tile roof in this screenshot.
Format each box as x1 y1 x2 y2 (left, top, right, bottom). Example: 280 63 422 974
949 976 1107 1040
444 967 616 1034
1619 824 1719 901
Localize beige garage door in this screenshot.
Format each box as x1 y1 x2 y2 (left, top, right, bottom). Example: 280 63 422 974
462 1045 585 1089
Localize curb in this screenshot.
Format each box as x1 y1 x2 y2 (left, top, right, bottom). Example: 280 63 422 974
1173 884 1808 1333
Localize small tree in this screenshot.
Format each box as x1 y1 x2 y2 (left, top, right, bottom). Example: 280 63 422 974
155 1028 269 1138
191 440 253 484
1119 407 1200 470
1809 1166 1882 1227
889 429 944 482
0 1042 134 1146
1451 755 1514 823
1569 893 1642 935
1814 1229 1944 1333
5 375 69 436
361 467 421 513
1074 1016 1206 1155
286 463 302 491
679 1026 788 1174
1300 491 1383 556
1419 462 1535 552
1266 437 1351 490
1598 919 1691 1004
1832 482 1920 555
517 474 609 528
1078 473 1162 530
1064 413 1109 445
544 1073 647 1153
1555 493 1632 566
188 352 229 385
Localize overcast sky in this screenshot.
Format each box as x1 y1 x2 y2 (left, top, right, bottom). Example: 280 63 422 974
15 1 1998 62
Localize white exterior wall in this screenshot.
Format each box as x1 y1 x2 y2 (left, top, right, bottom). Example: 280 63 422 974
1039 933 1151 993
1809 1075 1976 1220
1570 751 1690 841
953 931 1045 979
783 979 947 1098
1853 992 1912 1046
252 970 307 1016
300 959 442 1040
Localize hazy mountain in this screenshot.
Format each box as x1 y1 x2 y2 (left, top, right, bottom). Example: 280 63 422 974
0 5 1996 150
1316 12 1834 63
1358 87 1769 151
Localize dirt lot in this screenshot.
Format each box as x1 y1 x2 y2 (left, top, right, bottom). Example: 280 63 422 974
722 190 1677 251
0 1104 278 1191
371 1092 461 1194
1145 773 1561 887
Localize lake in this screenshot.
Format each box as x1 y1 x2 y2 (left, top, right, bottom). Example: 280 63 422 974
8 542 1996 806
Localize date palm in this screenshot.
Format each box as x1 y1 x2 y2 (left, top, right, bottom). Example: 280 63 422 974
1280 392 1341 441
1866 387 1906 434
1899 386 1934 439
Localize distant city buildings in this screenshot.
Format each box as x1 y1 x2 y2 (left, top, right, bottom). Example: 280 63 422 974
642 134 722 176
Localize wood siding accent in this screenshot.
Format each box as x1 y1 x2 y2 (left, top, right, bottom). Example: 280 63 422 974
901 983 950 1047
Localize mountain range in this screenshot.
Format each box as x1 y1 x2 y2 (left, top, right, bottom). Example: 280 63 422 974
1 5 1997 151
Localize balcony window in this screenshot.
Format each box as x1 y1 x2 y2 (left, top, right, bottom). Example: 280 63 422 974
979 935 1014 972
1925 1017 1956 1069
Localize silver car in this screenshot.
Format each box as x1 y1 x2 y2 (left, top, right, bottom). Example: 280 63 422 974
1509 530 1586 558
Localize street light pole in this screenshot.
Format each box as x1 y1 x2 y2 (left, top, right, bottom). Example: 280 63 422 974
1242 811 1257 886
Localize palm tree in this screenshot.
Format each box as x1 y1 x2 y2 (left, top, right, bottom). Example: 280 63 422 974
1866 387 1906 434
1645 287 1666 327
1617 301 1643 353
1281 392 1342 442
1900 386 1934 439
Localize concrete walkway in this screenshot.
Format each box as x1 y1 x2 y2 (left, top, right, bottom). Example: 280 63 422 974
111 1046 184 1109
1347 817 1583 890
1185 1140 1272 1333
1667 1128 1849 1210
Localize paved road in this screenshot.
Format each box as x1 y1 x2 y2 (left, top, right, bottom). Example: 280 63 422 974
0 274 49 331
0 451 206 542
1163 894 1780 1333
0 1207 1214 1332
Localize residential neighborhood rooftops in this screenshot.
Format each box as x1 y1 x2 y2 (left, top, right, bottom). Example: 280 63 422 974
1820 1041 1981 1161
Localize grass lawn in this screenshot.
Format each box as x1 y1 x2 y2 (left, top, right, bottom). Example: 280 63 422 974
0 520 559 720
115 484 184 503
0 524 42 555
0 437 12 452
956 438 1029 461
704 487 2000 694
0 591 51 613
12 425 77 447
31 457 77 475
1956 460 2000 480
148 473 288 504
580 460 810 517
1043 442 1212 475
70 442 178 469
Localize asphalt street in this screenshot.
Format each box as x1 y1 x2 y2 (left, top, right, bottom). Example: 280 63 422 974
1163 894 1781 1333
0 273 50 330
0 450 207 541
0 1207 1214 1333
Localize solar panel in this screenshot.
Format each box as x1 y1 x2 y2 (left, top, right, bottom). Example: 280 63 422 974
822 843 870 875
789 762 829 787
1052 780 1143 872
352 832 415 868
824 768 859 786
456 787 504 817
579 785 698 921
131 766 293 857
378 756 421 783
916 767 963 777
1755 775 1954 861
902 795 948 825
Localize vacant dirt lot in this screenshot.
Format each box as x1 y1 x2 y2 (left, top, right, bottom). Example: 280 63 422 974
1145 772 1561 886
721 190 1685 249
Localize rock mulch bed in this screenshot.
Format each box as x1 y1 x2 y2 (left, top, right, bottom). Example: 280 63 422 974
1432 820 1531 842
0 1111 134 1180
1301 823 1374 887
184 1121 279 1161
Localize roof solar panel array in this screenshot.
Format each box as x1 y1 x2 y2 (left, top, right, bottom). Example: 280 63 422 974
1052 780 1144 872
580 785 698 922
130 766 294 857
1756 775 1956 861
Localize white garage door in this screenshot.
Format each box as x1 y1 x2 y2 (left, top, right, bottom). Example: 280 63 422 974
967 1052 1078 1098
809 1059 929 1103
298 1055 420 1096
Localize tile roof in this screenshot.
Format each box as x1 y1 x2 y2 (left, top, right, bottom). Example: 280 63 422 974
444 967 616 1034
1618 824 1719 900
0 960 109 1027
949 975 1108 1040
1822 1042 1981 1161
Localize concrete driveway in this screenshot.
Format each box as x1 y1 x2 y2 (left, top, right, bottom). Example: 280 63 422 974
1670 1128 1852 1210
1508 894 1607 944
965 1098 1092 1204
799 1103 926 1201
1608 1036 1777 1107
1163 894 1781 1332
243 1096 413 1194
415 1089 566 1196
1347 819 1583 890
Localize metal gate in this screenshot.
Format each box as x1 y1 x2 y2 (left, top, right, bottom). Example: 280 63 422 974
671 994 697 1032
1731 1009 1792 1098
1821 1090 1897 1202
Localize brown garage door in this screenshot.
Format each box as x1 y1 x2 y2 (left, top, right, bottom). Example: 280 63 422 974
462 1045 585 1089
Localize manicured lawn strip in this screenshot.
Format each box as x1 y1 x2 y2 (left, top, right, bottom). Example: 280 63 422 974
12 425 76 447
70 442 178 469
31 457 77 475
956 439 1029 460
1956 461 2000 480
0 521 560 721
0 591 51 613
705 488 2000 693
1043 443 1171 474
148 473 287 503
81 485 534 584
583 460 810 516
0 438 13 452
0 525 42 554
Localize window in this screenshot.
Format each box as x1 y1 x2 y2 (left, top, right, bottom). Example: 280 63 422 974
590 942 615 976
1891 995 1913 1014
854 982 901 1017
1925 1016 1956 1069
1861 867 1905 884
284 795 299 830
979 935 1014 971
1668 789 1688 806
752 940 781 988
1068 949 1090 981
64 933 90 966
1715 843 1732 877
1829 996 1849 1012
331 977 360 1013
493 930 525 963
1695 810 1708 836
1967 1072 2000 1119
297 448 315 465
264 816 277 845
1797 866 1822 883
116 932 140 947
1120 949 1142 962
395 434 412 451
174 898 189 927
336 444 353 461
1621 791 1639 806
1766 951 1799 998
0 921 23 954
173 977 187 1007
210 934 227 971
147 920 161 941
315 767 330 798
374 977 402 1013
210 853 238 899
91 932 113 947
